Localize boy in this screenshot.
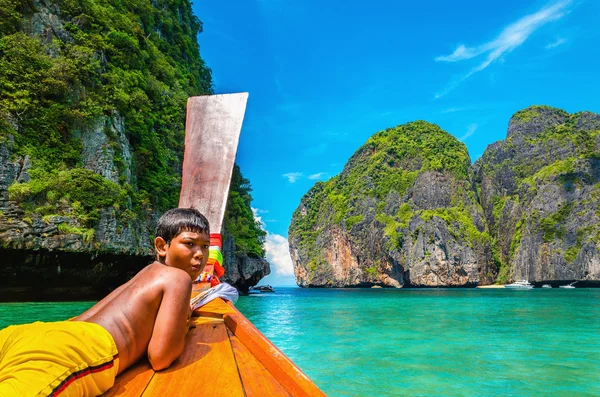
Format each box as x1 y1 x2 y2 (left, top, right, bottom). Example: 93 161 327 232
0 208 210 396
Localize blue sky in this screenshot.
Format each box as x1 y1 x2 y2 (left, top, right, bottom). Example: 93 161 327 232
194 0 600 286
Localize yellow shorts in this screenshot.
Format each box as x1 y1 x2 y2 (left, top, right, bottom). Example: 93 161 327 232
0 321 119 397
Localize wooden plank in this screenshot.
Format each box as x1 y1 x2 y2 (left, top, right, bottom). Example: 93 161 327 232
141 321 245 397
179 93 248 231
104 317 222 396
105 300 326 397
192 298 237 318
103 360 154 397
224 308 327 397
189 316 223 327
228 329 291 397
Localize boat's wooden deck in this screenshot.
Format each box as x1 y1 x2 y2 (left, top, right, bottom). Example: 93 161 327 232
103 299 326 397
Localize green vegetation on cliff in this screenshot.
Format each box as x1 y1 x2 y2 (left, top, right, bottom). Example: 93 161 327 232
224 165 266 258
0 0 266 259
8 167 128 225
292 121 471 227
291 121 472 240
291 106 600 286
512 105 568 123
478 106 600 282
0 0 212 222
339 120 470 203
290 121 489 285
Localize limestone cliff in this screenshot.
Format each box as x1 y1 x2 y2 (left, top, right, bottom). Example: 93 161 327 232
476 106 600 284
221 230 270 294
0 0 269 298
0 115 154 256
289 121 494 288
290 106 600 287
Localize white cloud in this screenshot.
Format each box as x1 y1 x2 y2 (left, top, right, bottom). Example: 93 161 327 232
459 124 478 141
251 209 293 277
264 234 295 277
283 172 303 183
435 1 572 98
545 37 567 49
251 207 265 228
250 208 294 278
282 171 329 182
308 172 328 180
435 44 488 63
251 208 277 225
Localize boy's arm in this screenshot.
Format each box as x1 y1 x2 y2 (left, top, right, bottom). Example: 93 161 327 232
147 269 193 371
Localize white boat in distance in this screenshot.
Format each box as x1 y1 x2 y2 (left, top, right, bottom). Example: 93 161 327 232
559 281 577 289
505 280 534 289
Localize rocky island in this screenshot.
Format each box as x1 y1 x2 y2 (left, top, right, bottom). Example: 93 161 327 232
289 106 600 288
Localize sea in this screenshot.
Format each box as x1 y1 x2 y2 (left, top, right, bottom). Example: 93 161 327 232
1 287 599 397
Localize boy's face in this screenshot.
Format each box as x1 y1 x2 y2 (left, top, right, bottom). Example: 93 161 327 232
156 231 210 280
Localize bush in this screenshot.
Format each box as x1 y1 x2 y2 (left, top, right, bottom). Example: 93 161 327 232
9 168 128 225
0 0 213 224
223 165 266 258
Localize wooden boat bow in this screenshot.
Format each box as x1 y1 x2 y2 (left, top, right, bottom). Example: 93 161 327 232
104 94 326 396
104 298 326 396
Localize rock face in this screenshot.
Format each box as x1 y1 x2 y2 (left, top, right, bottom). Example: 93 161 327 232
476 106 600 284
290 106 600 287
0 119 154 256
289 121 494 288
80 113 133 185
221 230 270 294
0 128 268 298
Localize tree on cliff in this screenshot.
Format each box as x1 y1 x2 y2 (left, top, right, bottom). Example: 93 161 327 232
224 165 266 258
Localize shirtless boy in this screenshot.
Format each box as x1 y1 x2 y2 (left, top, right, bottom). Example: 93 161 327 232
0 207 210 396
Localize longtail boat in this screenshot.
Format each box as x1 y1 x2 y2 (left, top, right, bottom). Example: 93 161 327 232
103 94 326 396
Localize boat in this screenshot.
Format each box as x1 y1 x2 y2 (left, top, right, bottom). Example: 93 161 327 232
559 281 576 289
505 280 534 289
542 284 552 288
252 285 275 292
103 94 325 396
105 298 325 396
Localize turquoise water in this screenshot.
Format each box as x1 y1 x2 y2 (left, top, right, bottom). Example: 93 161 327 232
236 288 600 397
1 288 599 396
0 301 95 328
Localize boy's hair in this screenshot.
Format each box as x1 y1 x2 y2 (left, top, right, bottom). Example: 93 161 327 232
155 208 210 245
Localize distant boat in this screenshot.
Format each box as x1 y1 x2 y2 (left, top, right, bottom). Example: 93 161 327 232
505 280 534 290
542 284 552 288
252 285 275 292
559 281 577 289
